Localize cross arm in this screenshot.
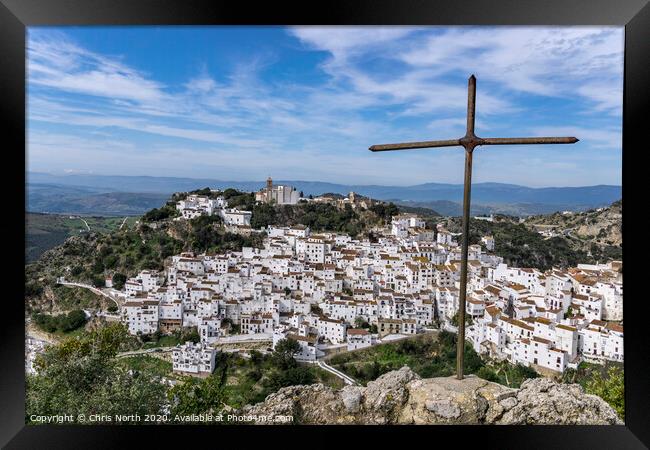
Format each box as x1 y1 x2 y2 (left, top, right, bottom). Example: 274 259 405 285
481 137 579 145
369 139 460 152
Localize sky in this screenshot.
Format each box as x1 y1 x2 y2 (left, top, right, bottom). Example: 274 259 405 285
27 26 623 187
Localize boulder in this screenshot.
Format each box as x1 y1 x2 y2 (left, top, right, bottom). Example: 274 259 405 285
239 366 623 425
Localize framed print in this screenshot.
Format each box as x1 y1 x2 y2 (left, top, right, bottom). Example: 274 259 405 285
1 0 648 448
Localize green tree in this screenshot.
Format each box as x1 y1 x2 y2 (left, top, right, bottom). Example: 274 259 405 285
167 373 226 417
112 273 127 290
59 309 87 332
451 311 473 327
92 276 106 288
181 327 201 344
26 323 166 423
476 366 499 382
272 338 301 370
585 366 624 420
354 316 370 329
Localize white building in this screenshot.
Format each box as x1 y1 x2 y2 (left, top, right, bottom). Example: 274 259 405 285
177 194 227 219
346 328 372 351
220 208 252 226
172 341 217 377
255 177 301 205
318 317 347 344
122 298 159 335
579 320 624 363
481 235 495 252
391 214 426 237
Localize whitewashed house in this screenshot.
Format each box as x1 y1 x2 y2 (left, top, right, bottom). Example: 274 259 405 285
172 341 217 377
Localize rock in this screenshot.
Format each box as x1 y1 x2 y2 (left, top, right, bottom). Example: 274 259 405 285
499 396 518 411
340 386 362 413
496 378 623 425
425 399 461 419
361 366 420 423
237 369 623 425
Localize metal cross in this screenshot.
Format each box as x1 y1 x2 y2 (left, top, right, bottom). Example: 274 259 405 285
369 74 578 380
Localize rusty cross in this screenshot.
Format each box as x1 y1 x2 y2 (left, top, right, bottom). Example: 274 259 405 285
369 74 578 380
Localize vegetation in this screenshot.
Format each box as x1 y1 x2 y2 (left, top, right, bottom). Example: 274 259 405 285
50 285 104 311
369 202 401 223
26 212 139 263
561 361 624 420
330 332 483 384
440 200 622 270
141 201 180 222
585 366 624 420
328 331 541 389
251 202 368 237
140 327 200 348
451 311 473 327
168 365 228 417
183 215 264 253
119 355 173 378
32 309 87 334
26 323 167 424
445 217 595 270
168 339 342 420
111 272 127 290
473 360 538 388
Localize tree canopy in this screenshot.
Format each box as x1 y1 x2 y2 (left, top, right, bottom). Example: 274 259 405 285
26 323 167 423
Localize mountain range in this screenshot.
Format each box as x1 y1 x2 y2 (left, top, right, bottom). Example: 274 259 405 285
26 172 621 217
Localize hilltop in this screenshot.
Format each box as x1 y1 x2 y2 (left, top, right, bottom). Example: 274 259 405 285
25 188 432 313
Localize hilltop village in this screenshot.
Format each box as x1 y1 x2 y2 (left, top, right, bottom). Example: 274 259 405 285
102 185 624 378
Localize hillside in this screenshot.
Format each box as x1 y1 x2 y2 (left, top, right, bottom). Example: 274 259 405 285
26 213 138 263
24 189 413 313
442 200 622 270
523 200 622 248
393 199 595 217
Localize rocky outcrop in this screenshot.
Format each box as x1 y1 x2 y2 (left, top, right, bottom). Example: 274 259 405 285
240 366 622 425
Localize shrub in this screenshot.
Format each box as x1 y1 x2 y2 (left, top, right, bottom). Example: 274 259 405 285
112 273 127 290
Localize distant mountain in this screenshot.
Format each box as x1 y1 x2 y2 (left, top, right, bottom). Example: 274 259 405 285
27 172 621 217
391 200 603 217
27 184 168 216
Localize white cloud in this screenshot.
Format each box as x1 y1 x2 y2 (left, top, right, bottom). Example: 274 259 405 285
530 126 621 150
28 34 167 104
27 27 623 186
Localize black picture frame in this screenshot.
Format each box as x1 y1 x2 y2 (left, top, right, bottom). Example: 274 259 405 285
2 0 647 448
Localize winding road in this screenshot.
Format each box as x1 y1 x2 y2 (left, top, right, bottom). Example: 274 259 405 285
310 360 359 386
58 281 121 309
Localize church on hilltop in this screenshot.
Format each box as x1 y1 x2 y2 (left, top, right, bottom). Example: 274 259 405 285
255 177 301 205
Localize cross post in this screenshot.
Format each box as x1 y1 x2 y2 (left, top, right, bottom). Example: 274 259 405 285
369 74 578 380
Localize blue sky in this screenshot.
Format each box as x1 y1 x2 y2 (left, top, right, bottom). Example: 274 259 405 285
27 26 623 187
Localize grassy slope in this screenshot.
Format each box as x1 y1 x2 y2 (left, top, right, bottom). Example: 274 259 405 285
26 212 139 263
